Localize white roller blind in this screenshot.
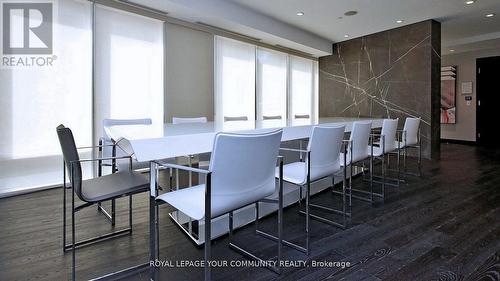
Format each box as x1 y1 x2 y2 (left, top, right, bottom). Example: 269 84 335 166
214 36 255 123
0 0 92 195
94 5 164 139
256 48 287 120
289 55 314 120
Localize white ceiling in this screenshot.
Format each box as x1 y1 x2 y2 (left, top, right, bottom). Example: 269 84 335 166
230 0 500 55
133 0 500 56
132 0 334 56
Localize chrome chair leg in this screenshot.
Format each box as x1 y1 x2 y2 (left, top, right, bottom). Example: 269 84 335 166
149 162 159 281
301 150 349 232
149 198 158 281
305 175 310 255
298 185 303 208
234 200 284 274
349 163 353 206
188 156 193 187
370 154 374 203
111 199 116 226
382 155 386 200
397 147 401 188
403 146 407 173
342 170 347 227
254 202 259 235
204 174 212 281
71 177 76 281
254 159 305 260
129 195 133 231
169 167 173 192
176 169 179 190
155 203 159 259
418 142 422 176
63 161 67 252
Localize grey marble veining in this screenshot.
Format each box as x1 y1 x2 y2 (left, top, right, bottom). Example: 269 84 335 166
319 20 441 159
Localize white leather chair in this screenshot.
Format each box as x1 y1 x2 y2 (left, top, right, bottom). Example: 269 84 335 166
339 121 373 204
57 125 149 281
274 125 347 255
370 119 401 199
150 129 284 280
172 116 208 124
399 117 421 176
171 116 209 188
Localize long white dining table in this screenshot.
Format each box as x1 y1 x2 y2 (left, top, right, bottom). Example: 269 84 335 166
105 117 384 245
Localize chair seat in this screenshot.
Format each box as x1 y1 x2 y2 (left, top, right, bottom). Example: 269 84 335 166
157 185 206 220
157 182 276 220
278 161 343 185
371 146 385 157
340 152 371 166
367 144 397 157
276 162 307 185
398 140 418 148
377 141 405 150
81 171 149 202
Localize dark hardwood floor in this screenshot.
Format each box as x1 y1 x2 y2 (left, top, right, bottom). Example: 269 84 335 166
1 144 499 281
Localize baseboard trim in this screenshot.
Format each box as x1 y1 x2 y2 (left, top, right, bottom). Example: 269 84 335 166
440 138 477 145
0 184 62 199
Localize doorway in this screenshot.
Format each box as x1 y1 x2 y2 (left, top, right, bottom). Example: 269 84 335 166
476 56 500 146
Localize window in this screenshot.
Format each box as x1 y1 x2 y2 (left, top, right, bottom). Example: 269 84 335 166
215 36 256 123
0 1 165 196
94 5 164 139
215 36 318 124
0 0 92 195
256 48 287 120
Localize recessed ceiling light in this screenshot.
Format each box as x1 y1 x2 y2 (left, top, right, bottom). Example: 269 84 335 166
344 34 349 38
465 0 475 5
296 12 304 16
396 20 404 23
449 49 455 52
486 13 495 17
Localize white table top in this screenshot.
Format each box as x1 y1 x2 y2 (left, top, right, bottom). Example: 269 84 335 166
106 117 384 162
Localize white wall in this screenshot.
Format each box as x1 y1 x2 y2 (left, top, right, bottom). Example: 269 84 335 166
441 47 500 141
165 23 214 121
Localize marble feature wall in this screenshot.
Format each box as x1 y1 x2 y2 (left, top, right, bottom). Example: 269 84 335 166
319 20 441 159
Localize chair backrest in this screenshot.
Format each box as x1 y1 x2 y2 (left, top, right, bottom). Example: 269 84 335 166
380 119 399 152
307 125 345 181
172 116 208 124
224 116 248 122
348 121 372 163
102 118 152 142
56 125 83 200
208 129 282 218
403 117 420 146
101 118 152 158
